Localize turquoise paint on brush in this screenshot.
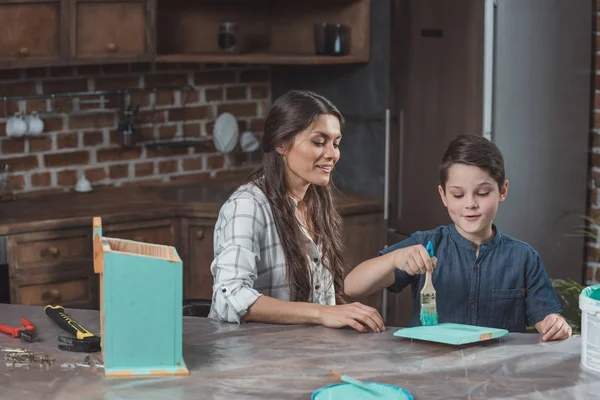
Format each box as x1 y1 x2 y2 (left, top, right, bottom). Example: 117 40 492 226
420 241 438 326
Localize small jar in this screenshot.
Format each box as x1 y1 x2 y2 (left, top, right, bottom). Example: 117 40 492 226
218 21 238 53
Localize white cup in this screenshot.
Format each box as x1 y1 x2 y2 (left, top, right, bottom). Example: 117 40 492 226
26 112 44 136
7 114 27 137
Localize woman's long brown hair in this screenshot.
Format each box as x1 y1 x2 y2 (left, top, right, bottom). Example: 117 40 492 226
247 90 346 304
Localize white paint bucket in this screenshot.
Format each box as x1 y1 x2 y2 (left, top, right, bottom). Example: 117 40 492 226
579 284 600 374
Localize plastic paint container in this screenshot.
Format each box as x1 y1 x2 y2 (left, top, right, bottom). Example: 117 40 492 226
579 284 600 374
312 382 414 400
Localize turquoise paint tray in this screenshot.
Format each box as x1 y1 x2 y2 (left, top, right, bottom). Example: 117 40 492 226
393 323 509 345
312 383 414 400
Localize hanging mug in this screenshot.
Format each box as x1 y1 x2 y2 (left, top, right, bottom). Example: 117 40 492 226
26 112 44 136
7 113 27 137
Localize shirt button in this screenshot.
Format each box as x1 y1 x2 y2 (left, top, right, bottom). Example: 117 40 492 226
313 258 319 263
315 285 320 290
471 243 477 249
474 264 479 270
221 288 227 293
470 300 476 306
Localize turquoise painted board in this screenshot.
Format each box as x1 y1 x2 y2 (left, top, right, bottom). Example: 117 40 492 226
312 383 414 400
393 323 509 345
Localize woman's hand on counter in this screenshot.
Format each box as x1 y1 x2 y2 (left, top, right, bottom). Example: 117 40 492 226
316 302 386 333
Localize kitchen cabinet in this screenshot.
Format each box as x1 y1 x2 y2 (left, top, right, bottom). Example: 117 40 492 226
0 0 68 69
70 0 155 63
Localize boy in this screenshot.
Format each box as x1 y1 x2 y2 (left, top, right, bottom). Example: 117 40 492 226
344 135 571 341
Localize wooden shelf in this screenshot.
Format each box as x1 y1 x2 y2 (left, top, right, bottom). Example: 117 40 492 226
156 52 368 65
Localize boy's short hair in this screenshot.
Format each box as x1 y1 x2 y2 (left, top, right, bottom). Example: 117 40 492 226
440 134 505 191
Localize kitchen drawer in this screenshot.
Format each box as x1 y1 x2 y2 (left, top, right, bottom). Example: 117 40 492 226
10 229 92 269
15 275 98 309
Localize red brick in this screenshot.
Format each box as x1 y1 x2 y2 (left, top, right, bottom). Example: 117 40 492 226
25 99 48 113
226 86 248 100
183 157 203 171
146 147 188 158
214 168 255 181
85 167 107 182
169 172 210 183
0 122 5 137
159 125 178 139
69 113 115 130
131 63 152 73
43 116 65 132
207 155 225 169
159 160 179 174
45 151 89 167
95 76 140 91
138 110 167 124
96 147 142 162
42 78 88 94
145 73 188 88
56 132 79 149
102 64 130 75
129 177 164 185
24 68 47 79
182 90 200 104
49 66 77 77
0 155 38 172
31 172 51 187
178 63 203 70
240 69 269 83
155 91 174 106
109 164 129 179
129 93 150 107
0 82 37 97
1 139 25 154
156 63 178 72
205 87 223 102
135 162 154 177
28 136 52 152
596 267 600 282
597 35 600 52
56 170 78 186
593 153 600 168
183 123 201 137
250 85 269 99
0 69 23 81
587 266 595 282
590 189 598 207
83 131 104 147
250 118 265 132
169 106 212 121
217 102 258 117
9 174 25 190
3 100 20 116
77 65 102 76
194 71 236 85
587 246 599 262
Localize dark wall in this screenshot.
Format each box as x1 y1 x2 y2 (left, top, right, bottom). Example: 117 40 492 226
271 0 391 199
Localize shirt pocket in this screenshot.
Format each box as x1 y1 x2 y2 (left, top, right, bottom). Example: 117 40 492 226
490 288 525 332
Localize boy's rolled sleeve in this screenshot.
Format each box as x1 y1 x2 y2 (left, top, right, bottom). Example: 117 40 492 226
524 250 562 326
210 196 265 324
379 236 419 293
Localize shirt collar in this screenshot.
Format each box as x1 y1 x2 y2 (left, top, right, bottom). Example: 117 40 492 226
449 223 502 251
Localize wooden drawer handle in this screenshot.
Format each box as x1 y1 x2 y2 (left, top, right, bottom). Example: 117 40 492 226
195 231 204 240
107 43 118 52
41 289 61 303
41 246 61 258
19 47 29 57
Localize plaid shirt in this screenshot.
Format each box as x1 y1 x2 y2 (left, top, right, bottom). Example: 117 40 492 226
209 183 336 323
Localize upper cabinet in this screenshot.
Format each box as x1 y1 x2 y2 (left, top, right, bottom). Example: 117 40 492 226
0 0 369 70
70 0 155 62
0 0 68 69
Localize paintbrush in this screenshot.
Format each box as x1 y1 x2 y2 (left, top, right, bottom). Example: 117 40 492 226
420 241 438 326
330 370 380 394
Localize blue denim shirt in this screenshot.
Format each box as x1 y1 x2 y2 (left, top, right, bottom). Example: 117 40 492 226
380 224 562 332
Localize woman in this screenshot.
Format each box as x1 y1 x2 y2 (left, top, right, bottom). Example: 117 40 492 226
209 90 385 333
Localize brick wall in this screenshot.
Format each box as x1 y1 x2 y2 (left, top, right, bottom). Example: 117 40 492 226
588 0 600 284
0 63 270 194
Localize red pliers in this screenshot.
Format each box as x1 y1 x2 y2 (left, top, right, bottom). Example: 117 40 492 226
0 318 36 342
